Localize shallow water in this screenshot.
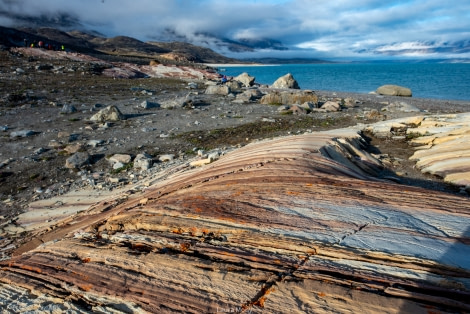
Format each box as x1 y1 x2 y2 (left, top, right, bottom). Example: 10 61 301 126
219 63 470 101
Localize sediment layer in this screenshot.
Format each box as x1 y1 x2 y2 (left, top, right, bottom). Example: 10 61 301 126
1 129 469 313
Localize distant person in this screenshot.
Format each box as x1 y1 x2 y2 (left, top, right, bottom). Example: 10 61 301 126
38 41 44 48
30 43 34 48
221 75 228 84
61 45 65 51
23 38 28 47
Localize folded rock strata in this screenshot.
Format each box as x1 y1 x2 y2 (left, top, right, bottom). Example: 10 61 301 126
1 126 469 313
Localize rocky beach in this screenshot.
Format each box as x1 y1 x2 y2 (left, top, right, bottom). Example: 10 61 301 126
1 43 470 313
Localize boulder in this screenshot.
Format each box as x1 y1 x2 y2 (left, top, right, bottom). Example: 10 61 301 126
289 104 307 114
271 73 300 89
234 72 255 87
376 85 412 97
235 89 263 103
109 154 132 164
134 153 153 171
60 104 77 114
64 143 84 154
159 154 175 162
65 152 90 169
225 80 242 91
260 90 318 106
320 101 341 112
205 85 231 96
90 105 125 122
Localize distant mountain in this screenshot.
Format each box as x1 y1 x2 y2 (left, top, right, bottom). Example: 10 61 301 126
369 40 470 57
242 57 332 64
0 26 238 64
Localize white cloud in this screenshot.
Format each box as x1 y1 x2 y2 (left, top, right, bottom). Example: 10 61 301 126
1 0 469 59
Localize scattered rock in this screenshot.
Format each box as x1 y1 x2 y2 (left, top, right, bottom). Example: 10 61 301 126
65 152 90 169
159 154 174 162
60 104 77 114
381 101 421 113
87 140 104 147
140 100 160 109
376 85 412 97
90 105 125 122
271 73 300 89
10 130 37 138
64 143 84 154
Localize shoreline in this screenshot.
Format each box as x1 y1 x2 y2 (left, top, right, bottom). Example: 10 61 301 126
204 63 280 68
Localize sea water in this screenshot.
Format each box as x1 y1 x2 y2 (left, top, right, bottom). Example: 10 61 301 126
219 63 470 101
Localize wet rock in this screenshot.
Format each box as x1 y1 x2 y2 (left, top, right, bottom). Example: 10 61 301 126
65 152 90 169
271 73 300 89
90 105 125 122
234 72 255 87
205 85 231 95
376 85 412 97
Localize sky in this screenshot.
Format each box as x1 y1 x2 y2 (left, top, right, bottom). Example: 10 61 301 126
1 0 469 60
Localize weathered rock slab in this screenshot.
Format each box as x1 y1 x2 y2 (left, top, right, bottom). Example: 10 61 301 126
1 124 469 313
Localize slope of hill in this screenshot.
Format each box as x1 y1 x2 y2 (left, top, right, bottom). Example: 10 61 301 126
0 26 240 64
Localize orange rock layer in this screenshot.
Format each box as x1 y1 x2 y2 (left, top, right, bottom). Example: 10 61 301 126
1 132 469 313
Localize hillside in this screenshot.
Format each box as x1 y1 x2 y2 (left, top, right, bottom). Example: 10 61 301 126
0 26 239 64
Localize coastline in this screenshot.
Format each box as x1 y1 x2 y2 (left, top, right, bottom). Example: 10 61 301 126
204 63 280 67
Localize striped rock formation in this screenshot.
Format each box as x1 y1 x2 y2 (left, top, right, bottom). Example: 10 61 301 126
1 126 469 313
365 112 470 187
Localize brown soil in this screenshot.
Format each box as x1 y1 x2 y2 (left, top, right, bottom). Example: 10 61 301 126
1 49 469 223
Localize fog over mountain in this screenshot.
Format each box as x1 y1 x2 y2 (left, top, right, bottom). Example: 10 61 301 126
1 0 469 61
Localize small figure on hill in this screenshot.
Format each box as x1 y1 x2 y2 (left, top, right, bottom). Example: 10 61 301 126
61 45 65 51
221 75 228 84
38 41 44 49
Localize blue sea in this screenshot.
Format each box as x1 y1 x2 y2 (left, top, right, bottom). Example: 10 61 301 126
218 63 470 101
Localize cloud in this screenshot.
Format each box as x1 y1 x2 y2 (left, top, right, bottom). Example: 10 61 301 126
1 0 469 60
